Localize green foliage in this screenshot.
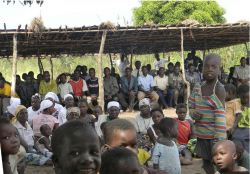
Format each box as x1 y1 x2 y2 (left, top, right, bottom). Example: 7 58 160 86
0 44 248 82
133 1 226 26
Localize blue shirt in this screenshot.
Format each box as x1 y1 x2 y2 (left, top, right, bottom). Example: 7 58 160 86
138 74 154 92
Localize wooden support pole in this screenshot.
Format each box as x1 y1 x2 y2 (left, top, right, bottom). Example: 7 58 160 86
49 57 54 80
180 29 190 109
97 30 107 109
108 52 113 69
11 34 17 97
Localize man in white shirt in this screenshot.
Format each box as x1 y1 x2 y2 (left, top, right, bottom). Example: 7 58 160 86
154 67 168 108
138 66 159 103
153 53 169 71
233 57 250 87
115 53 130 76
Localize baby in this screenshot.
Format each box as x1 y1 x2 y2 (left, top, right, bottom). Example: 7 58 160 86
51 120 101 174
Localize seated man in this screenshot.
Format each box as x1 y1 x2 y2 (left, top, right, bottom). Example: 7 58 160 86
118 67 138 111
103 67 119 111
39 71 58 97
0 77 11 115
154 67 168 109
86 68 99 105
233 57 250 87
137 66 159 104
185 64 201 91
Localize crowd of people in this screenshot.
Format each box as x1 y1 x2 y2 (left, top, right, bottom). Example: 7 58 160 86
0 51 249 174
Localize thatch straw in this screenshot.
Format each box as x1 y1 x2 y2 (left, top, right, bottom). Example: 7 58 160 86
99 21 116 31
181 19 200 26
29 17 45 33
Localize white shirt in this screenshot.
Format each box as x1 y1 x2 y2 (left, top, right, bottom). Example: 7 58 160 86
58 82 73 99
138 74 155 91
95 115 108 137
154 58 168 70
154 75 168 91
58 107 67 126
14 121 34 147
233 65 250 80
132 114 154 134
132 69 142 78
27 106 41 126
115 59 130 76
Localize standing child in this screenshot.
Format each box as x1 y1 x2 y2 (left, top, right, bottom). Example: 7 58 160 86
51 120 101 174
0 117 20 174
175 103 193 165
212 140 248 174
147 108 164 144
152 117 181 174
189 54 227 174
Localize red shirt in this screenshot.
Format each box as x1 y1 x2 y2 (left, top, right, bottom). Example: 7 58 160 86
69 79 84 97
175 119 191 145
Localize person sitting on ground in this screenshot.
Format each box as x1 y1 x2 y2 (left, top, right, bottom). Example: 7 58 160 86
100 147 141 174
86 68 99 105
0 77 11 115
175 103 193 165
58 94 75 125
168 65 186 107
231 84 250 152
44 92 64 119
102 119 167 174
95 101 120 137
233 57 250 87
118 67 138 112
132 60 142 78
212 140 248 174
66 107 81 121
189 54 227 174
224 84 241 134
78 98 95 126
27 94 41 126
51 120 101 174
185 63 201 91
36 124 53 158
0 117 21 174
103 67 119 111
39 71 58 97
32 99 59 136
57 73 73 103
138 66 159 104
153 53 169 71
154 67 169 109
69 70 89 101
147 108 164 144
233 140 250 170
152 117 181 174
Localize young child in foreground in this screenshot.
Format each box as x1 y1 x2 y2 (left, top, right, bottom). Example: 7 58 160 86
212 140 248 174
51 120 101 174
100 147 142 174
175 103 193 165
0 117 20 174
152 117 181 174
102 118 167 174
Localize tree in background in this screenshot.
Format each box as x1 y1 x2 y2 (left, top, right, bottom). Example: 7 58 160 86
133 1 226 26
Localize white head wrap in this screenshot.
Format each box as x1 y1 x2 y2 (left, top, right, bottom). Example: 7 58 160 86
107 101 120 110
64 94 73 101
139 98 150 108
7 97 21 115
40 100 54 111
44 92 59 102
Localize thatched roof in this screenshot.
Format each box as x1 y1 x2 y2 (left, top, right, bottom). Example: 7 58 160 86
0 22 249 57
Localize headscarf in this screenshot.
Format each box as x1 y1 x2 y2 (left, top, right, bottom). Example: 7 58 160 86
11 105 26 124
64 94 73 101
7 97 21 116
139 98 150 108
107 101 120 110
44 92 59 102
40 100 54 111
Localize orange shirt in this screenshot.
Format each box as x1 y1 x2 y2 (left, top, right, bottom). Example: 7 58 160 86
175 119 191 145
0 83 11 97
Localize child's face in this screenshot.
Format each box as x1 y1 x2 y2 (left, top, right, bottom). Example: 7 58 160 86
107 129 137 154
240 92 249 107
42 125 52 137
93 107 102 117
54 130 101 174
177 108 187 121
115 157 142 174
212 144 237 172
152 111 163 125
79 102 88 115
202 57 220 80
0 124 20 155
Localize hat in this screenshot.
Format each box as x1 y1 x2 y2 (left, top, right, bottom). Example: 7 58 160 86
64 94 73 101
139 98 150 108
44 92 59 102
7 97 21 115
107 101 120 110
40 100 54 111
14 105 26 117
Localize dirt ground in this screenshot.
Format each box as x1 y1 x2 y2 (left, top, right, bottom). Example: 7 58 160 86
26 108 205 174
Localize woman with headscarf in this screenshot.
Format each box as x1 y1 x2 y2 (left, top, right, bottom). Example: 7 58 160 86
27 94 41 126
58 94 75 125
44 92 64 119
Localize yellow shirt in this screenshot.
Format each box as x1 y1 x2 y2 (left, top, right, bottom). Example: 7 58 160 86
0 83 11 96
225 98 241 130
39 80 58 95
137 148 150 165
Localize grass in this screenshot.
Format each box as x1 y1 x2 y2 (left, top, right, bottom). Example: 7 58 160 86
0 44 248 81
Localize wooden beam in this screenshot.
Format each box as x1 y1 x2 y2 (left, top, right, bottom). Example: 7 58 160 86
97 30 107 109
11 34 17 97
49 57 54 80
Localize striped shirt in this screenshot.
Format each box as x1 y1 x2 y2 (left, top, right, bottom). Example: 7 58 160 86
189 82 227 140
